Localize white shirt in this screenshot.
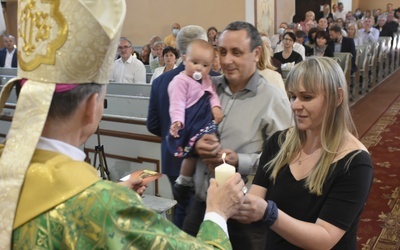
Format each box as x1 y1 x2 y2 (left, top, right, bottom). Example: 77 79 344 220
333 10 347 21
358 27 380 44
150 65 177 84
4 48 15 68
275 42 306 60
111 54 146 83
36 137 86 161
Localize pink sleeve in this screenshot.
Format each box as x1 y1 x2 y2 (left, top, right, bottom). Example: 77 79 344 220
168 75 188 127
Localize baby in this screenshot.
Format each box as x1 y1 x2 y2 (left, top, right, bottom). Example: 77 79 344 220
167 39 223 198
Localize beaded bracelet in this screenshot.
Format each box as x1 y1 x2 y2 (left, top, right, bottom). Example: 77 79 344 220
262 200 278 227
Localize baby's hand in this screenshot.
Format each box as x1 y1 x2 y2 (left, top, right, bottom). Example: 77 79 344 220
212 107 224 124
170 121 182 138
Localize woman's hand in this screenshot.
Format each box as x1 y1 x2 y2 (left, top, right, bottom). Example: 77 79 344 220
231 193 268 224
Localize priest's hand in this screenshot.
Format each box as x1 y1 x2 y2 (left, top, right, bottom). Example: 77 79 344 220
119 178 148 196
206 173 245 220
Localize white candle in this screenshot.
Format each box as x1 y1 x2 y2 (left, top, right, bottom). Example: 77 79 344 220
215 153 236 186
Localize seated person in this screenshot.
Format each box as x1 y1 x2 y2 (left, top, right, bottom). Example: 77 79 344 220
273 32 303 65
305 30 334 57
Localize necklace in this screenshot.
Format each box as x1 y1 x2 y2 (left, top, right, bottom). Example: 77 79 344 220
298 148 321 165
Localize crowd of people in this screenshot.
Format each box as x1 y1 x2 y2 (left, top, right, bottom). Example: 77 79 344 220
2 1 392 249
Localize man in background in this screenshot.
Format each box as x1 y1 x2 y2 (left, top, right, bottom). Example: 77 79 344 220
0 34 17 68
164 22 181 48
329 25 357 74
110 37 146 83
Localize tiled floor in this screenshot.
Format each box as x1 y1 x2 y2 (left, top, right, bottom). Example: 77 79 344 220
350 68 400 138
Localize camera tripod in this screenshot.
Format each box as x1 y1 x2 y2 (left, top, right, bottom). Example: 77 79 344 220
93 126 110 180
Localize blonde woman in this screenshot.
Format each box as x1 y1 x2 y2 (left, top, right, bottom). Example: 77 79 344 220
300 11 315 32
233 57 373 249
258 38 285 92
347 22 363 46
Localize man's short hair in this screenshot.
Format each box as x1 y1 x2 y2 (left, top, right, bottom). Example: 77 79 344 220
48 83 104 120
176 25 207 55
2 34 15 43
329 25 342 34
119 37 132 47
223 21 261 51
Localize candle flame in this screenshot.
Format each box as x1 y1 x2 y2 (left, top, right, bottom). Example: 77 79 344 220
222 152 226 164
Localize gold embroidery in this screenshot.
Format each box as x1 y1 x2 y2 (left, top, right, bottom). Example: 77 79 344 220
18 0 68 71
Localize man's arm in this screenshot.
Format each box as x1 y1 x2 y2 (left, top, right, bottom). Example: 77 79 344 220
134 61 146 83
146 79 162 136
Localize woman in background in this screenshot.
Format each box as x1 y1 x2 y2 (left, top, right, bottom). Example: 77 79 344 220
305 30 334 57
258 42 285 92
273 32 303 65
347 22 363 46
207 26 218 46
150 46 178 84
140 44 151 65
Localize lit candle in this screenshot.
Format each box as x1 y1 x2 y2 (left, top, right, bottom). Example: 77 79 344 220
215 153 236 186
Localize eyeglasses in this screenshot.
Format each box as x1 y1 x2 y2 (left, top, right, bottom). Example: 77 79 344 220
118 45 131 50
283 38 293 42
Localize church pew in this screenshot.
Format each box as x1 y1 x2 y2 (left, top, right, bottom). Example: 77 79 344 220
333 52 352 100
146 73 153 83
390 34 397 73
107 82 151 97
104 94 149 119
356 45 371 96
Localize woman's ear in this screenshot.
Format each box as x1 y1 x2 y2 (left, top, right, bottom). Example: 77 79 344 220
337 88 344 107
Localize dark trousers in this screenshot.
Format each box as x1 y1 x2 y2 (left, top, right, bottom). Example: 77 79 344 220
183 195 268 249
167 175 191 229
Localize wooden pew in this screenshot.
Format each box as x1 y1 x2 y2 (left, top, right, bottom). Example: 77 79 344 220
333 52 352 100
104 94 149 119
146 73 153 83
145 65 152 74
356 45 371 97
107 83 151 97
377 37 391 81
367 42 380 89
390 34 397 73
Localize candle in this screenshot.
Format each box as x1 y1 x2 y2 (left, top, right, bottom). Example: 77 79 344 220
215 153 236 186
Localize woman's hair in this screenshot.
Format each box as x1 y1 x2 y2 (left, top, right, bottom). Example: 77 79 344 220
207 26 218 37
153 41 166 49
305 11 315 20
346 22 359 38
162 46 179 58
48 83 104 120
315 30 329 41
267 57 356 195
283 32 296 43
307 27 319 45
257 41 277 71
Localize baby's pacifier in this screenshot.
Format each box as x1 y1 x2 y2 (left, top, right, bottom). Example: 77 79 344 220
192 71 202 81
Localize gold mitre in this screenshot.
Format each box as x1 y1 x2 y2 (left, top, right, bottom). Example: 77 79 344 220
0 0 126 249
